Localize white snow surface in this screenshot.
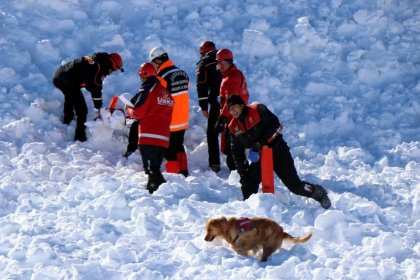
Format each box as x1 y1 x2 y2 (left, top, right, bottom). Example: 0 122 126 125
0 0 419 279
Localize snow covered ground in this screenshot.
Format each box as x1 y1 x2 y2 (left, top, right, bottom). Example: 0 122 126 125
0 0 419 279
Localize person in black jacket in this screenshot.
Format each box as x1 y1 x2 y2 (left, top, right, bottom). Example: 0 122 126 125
226 95 331 209
52 52 123 142
196 41 223 172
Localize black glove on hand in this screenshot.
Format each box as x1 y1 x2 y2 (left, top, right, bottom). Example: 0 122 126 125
214 116 227 133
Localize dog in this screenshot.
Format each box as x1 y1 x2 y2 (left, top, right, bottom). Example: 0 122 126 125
204 216 312 262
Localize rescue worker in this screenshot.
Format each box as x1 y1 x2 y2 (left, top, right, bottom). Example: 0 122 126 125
226 95 332 209
214 48 249 171
196 41 222 173
126 63 174 194
52 52 123 142
149 46 190 177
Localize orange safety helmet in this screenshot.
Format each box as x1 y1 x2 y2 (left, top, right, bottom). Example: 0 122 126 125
138 62 157 78
109 53 124 72
216 48 233 61
199 41 216 55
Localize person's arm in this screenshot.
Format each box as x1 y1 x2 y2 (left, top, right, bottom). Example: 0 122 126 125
230 133 247 175
196 58 210 113
126 84 152 120
257 104 283 145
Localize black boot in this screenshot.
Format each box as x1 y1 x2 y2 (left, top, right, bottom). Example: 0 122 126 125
179 169 189 177
74 126 87 142
308 184 331 209
146 171 166 194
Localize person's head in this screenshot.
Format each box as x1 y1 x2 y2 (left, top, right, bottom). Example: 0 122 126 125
199 41 216 55
149 46 169 67
138 62 157 82
109 53 124 73
216 48 233 73
226 95 245 118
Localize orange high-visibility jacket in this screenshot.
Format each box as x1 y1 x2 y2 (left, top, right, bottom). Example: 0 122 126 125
157 60 189 132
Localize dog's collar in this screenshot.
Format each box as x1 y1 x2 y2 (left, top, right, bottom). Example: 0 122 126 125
232 234 240 244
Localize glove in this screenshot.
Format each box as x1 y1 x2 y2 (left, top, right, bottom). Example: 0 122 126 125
248 148 260 162
214 116 227 133
93 108 102 121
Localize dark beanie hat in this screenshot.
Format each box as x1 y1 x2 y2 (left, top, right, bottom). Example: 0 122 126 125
226 95 245 108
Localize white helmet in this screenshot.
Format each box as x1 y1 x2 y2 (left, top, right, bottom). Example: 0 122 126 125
149 46 167 61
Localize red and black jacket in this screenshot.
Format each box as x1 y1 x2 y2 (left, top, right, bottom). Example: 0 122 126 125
126 76 174 148
228 103 282 171
196 50 222 111
52 52 113 109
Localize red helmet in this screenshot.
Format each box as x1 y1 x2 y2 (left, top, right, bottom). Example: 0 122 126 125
109 53 124 72
199 41 216 55
216 48 233 61
138 62 157 78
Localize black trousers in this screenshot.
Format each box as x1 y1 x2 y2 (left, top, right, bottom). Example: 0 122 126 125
207 103 221 166
165 129 186 161
53 80 87 126
53 77 87 140
126 120 139 153
240 136 312 200
139 144 166 174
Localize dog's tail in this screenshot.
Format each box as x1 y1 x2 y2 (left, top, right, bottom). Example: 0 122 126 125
283 231 313 244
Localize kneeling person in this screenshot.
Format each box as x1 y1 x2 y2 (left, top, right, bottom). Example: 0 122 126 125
126 63 174 194
226 95 331 209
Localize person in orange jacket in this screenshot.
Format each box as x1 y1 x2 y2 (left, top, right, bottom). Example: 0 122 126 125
214 48 249 171
149 46 190 177
125 63 174 194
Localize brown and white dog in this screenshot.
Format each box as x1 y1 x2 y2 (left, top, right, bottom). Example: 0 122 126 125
204 216 312 262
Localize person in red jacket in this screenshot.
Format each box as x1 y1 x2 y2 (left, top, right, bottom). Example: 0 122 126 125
53 52 123 142
126 63 174 194
214 48 249 171
226 95 331 209
149 46 190 177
